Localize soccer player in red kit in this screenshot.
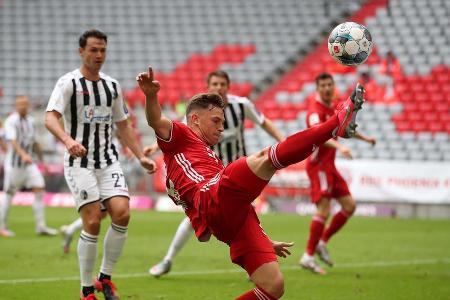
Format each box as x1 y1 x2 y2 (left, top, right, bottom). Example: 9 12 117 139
137 66 365 299
299 73 376 275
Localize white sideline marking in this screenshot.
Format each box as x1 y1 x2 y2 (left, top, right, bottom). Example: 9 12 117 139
0 258 448 284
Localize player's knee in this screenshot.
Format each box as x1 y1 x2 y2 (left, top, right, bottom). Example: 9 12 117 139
341 197 356 215
247 148 277 180
111 209 130 226
316 200 331 218
345 201 356 215
263 274 285 298
248 148 271 165
83 217 101 233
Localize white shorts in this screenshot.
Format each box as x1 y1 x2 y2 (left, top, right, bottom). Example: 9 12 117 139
3 163 45 193
64 161 130 211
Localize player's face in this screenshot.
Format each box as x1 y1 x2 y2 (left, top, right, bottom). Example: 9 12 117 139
79 37 107 72
316 78 335 104
15 96 29 117
207 76 229 103
194 106 225 146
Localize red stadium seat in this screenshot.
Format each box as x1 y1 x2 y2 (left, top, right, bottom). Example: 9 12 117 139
395 121 411 132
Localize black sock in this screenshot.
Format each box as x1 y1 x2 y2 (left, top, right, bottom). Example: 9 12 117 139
82 286 95 296
99 272 111 281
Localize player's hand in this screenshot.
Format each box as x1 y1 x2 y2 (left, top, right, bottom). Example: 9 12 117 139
366 136 376 146
143 143 159 156
21 153 33 164
272 241 294 258
139 156 157 174
339 145 353 159
136 66 161 96
65 139 87 157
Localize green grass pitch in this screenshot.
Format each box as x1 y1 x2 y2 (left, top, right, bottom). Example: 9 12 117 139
0 206 449 299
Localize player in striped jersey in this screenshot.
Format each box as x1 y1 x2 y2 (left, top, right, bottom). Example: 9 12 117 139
45 29 156 300
0 120 7 153
148 70 284 277
0 95 58 237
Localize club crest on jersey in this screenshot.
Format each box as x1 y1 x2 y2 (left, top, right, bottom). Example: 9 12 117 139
80 190 88 200
82 105 112 124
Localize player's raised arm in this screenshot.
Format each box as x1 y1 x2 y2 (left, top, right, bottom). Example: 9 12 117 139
137 66 172 140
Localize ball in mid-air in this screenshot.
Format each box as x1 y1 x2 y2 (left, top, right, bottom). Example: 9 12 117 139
328 22 373 66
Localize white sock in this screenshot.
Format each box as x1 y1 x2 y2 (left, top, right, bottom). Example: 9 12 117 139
78 230 98 287
67 218 83 235
164 217 193 262
0 193 13 230
32 191 46 230
100 223 128 276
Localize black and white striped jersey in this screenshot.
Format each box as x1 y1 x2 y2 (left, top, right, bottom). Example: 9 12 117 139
46 69 128 169
3 112 36 168
212 94 265 166
0 124 4 140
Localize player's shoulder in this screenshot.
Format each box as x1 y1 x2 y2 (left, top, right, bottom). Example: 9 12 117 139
100 72 120 85
54 69 81 88
307 99 326 114
57 69 81 81
227 94 252 106
173 120 190 131
5 112 19 124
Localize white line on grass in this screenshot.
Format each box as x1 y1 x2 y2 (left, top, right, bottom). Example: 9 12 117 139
0 258 449 284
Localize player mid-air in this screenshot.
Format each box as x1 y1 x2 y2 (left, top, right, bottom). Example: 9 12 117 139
149 70 284 277
137 66 365 299
0 95 58 237
45 29 156 300
299 73 376 275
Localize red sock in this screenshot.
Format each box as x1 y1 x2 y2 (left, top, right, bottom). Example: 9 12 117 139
306 215 326 256
268 116 339 169
322 210 351 243
236 286 277 300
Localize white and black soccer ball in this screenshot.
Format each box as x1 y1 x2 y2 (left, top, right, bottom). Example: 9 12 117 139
328 22 373 66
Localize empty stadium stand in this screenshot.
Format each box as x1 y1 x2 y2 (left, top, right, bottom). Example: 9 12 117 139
0 0 355 108
0 0 448 161
248 0 449 161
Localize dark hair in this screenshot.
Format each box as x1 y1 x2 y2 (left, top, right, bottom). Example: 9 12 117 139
186 93 224 116
206 70 230 85
315 73 334 85
79 29 107 48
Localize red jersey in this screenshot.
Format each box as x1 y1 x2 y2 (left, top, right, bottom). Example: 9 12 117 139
306 96 338 169
157 121 224 241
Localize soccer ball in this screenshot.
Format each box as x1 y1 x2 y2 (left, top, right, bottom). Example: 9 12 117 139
328 22 373 66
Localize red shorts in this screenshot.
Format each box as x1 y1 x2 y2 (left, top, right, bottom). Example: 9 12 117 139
306 166 350 203
202 157 276 274
231 209 277 275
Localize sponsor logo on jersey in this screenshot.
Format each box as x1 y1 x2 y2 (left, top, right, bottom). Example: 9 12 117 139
82 106 112 123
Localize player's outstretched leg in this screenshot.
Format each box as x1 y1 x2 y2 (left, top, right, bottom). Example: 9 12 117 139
149 217 193 277
60 217 83 253
266 84 365 173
